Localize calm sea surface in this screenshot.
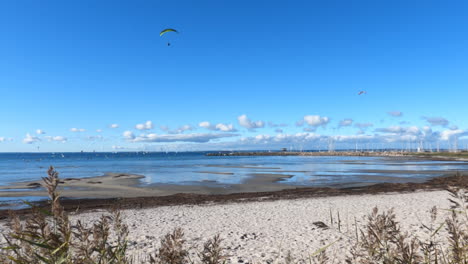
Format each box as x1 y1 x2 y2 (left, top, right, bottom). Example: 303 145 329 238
0 152 467 205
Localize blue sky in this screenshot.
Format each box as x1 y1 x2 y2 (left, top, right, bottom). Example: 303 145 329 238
1 0 468 152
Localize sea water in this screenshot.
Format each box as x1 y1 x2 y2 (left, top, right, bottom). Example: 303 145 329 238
0 152 467 206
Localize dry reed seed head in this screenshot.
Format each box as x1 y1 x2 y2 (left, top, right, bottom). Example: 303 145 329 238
372 207 378 216
8 210 22 234
112 209 129 240
199 234 227 264
157 227 189 264
284 250 294 264
312 250 329 264
430 206 438 222
92 215 111 250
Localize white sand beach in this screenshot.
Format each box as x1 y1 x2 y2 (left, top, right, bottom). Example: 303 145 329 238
33 190 452 263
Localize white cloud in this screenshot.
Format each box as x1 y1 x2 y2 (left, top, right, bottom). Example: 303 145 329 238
375 126 412 134
255 134 271 141
54 136 67 142
440 129 468 141
0 137 5 142
199 121 213 129
199 121 237 132
160 124 196 134
123 131 136 140
374 126 428 139
44 136 67 142
237 115 265 130
215 123 237 132
422 116 449 127
275 128 283 133
70 128 86 132
23 133 41 144
136 121 153 130
339 118 353 127
110 124 119 128
96 129 103 133
36 129 46 135
332 134 376 142
303 115 330 127
371 125 444 144
177 125 193 133
242 132 323 145
131 133 240 143
388 111 403 117
140 123 467 151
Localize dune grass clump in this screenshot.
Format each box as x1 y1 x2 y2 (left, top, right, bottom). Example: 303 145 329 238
345 207 422 263
146 228 227 264
149 227 189 264
0 166 131 264
345 187 468 264
444 187 468 263
198 234 226 264
0 166 227 264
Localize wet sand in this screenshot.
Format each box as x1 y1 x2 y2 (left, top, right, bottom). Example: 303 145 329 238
0 171 301 201
0 171 467 219
196 171 235 175
1 167 458 202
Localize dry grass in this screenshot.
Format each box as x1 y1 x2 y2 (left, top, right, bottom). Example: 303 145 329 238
0 167 227 264
1 166 467 263
344 187 468 264
0 166 131 264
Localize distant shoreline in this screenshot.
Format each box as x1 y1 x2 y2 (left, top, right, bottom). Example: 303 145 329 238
206 150 468 160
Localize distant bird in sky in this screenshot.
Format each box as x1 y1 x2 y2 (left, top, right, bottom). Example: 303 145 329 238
358 91 367 95
160 28 178 46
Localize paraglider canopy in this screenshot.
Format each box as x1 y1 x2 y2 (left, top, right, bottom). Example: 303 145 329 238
160 28 178 36
160 28 178 46
358 91 367 95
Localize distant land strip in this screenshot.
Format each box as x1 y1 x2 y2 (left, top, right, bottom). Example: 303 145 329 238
206 151 468 159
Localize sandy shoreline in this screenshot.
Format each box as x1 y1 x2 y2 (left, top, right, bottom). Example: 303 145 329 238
0 171 302 200
0 190 455 263
1 162 466 202
0 172 466 221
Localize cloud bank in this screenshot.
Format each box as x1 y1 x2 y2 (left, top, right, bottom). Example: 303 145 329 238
136 121 154 130
128 133 240 143
237 115 265 130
